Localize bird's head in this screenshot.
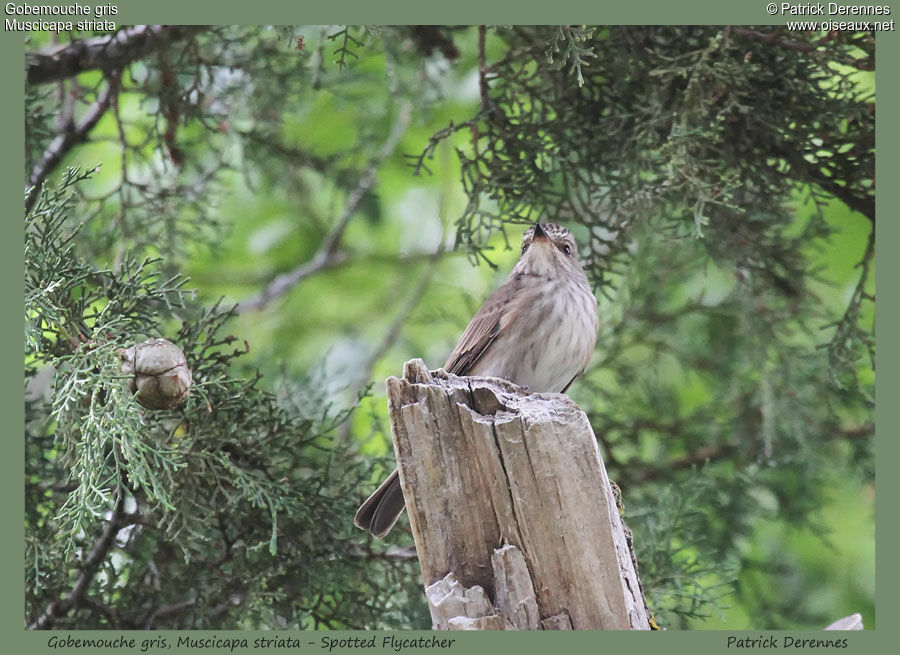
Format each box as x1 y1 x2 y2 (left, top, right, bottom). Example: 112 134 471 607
516 222 585 279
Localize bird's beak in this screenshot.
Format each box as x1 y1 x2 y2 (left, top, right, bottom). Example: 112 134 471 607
532 223 548 242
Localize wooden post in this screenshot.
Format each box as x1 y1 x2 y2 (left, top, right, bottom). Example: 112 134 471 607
385 359 651 630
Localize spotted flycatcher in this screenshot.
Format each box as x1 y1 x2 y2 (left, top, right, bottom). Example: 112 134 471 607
354 222 599 537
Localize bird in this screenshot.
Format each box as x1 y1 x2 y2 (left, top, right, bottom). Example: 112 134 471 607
354 222 599 538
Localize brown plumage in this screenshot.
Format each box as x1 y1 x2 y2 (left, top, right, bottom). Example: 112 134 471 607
354 222 599 538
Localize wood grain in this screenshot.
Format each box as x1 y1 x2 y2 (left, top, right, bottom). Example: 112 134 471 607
387 359 650 630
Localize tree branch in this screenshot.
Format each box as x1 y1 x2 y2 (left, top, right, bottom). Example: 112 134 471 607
25 80 116 215
335 251 444 446
813 172 875 225
144 595 197 629
478 26 490 113
358 254 442 382
26 25 206 86
28 494 126 630
623 422 874 484
730 27 875 71
238 101 412 313
348 542 418 561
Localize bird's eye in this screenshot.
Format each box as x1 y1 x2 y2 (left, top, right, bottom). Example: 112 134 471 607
562 244 572 256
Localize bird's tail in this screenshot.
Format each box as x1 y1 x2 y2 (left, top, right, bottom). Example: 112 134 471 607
353 468 406 538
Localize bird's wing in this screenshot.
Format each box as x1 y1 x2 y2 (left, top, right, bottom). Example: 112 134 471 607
443 277 519 375
560 373 579 394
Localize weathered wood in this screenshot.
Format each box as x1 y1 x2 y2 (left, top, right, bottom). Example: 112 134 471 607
541 612 574 630
824 613 863 630
386 359 651 630
492 545 541 630
425 573 501 630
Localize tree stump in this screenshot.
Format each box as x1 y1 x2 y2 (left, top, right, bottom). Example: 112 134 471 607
385 359 651 630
